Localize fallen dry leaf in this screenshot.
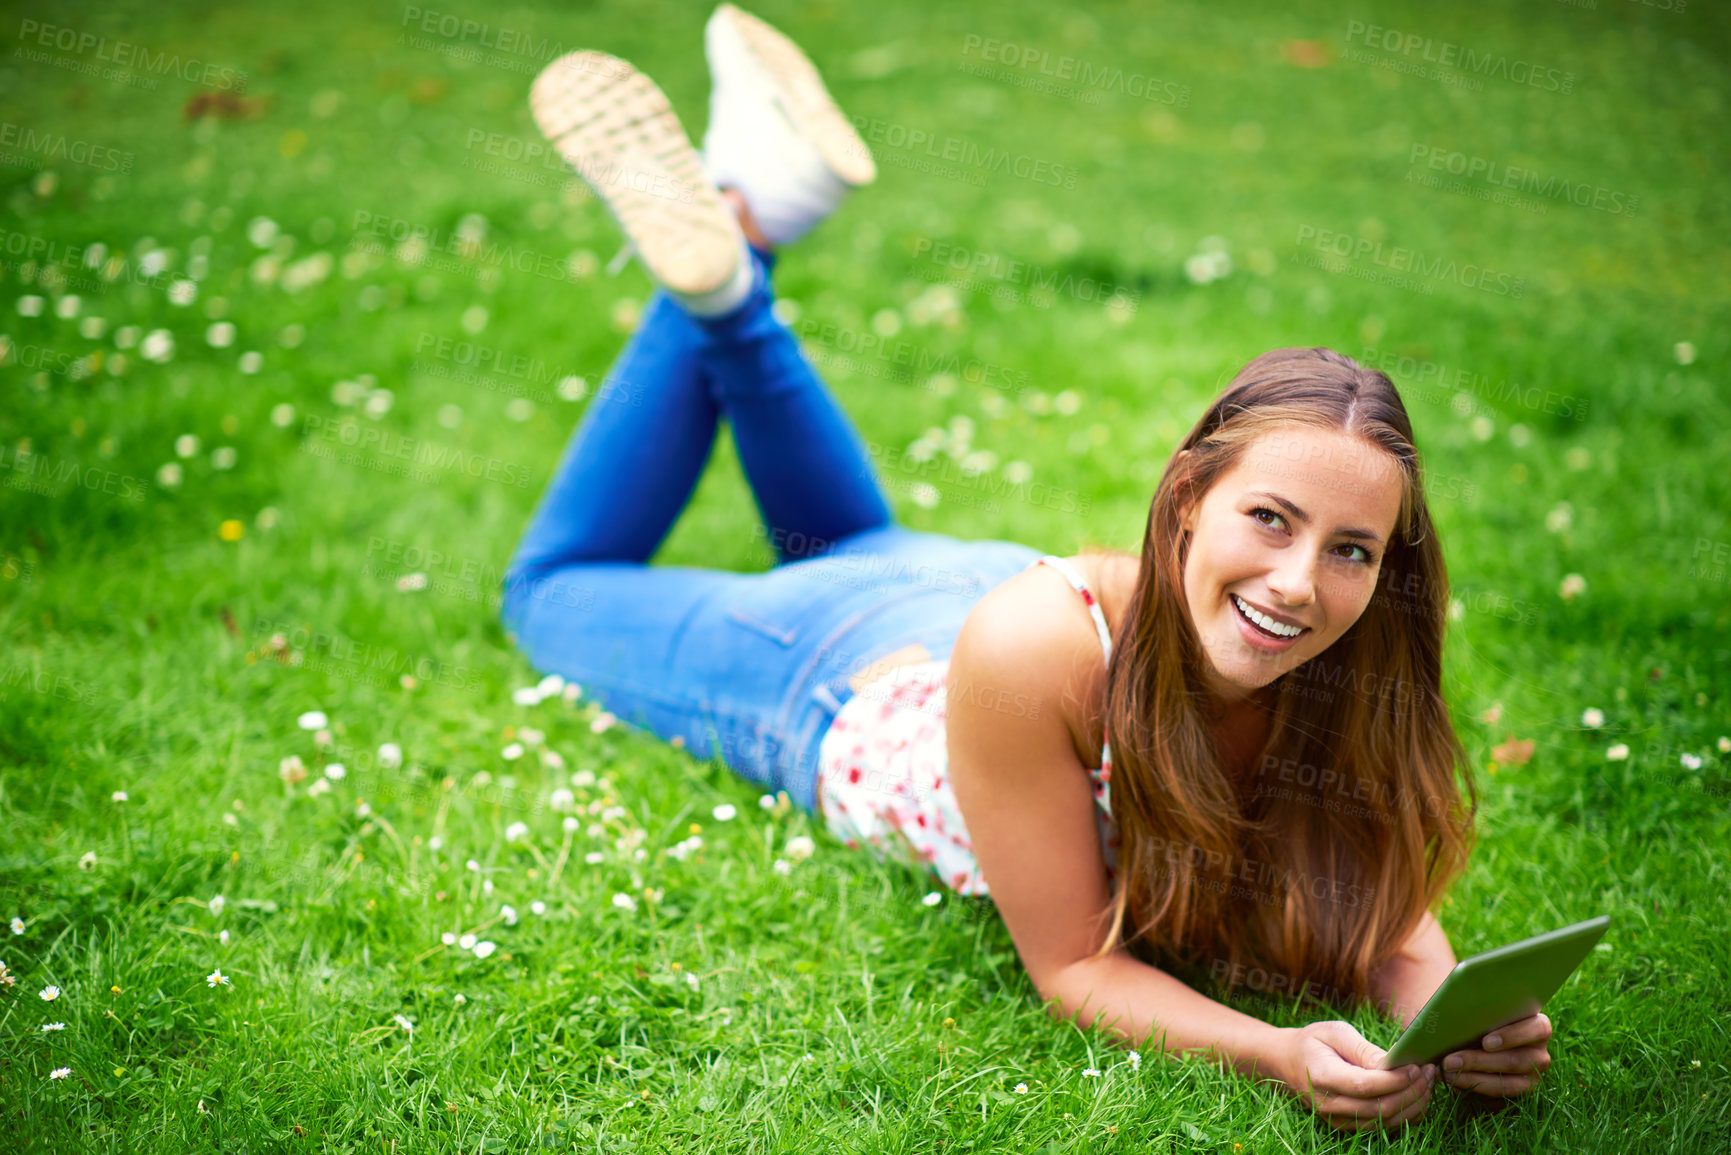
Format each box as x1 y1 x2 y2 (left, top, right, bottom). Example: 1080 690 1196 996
1491 735 1535 766
1280 39 1332 68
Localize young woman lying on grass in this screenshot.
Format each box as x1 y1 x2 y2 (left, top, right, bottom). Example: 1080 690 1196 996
499 5 1552 1132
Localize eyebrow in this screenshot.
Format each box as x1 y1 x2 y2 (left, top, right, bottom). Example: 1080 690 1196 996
1246 491 1386 546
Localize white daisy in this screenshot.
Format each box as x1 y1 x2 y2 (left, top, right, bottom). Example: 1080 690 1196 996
562 817 580 834
206 968 230 987
472 941 497 959
585 852 605 865
441 932 457 946
41 1021 66 1032
501 743 524 761
139 329 175 363
1581 708 1605 729
500 904 518 926
1013 1083 1028 1094
377 743 403 769
612 893 638 912
505 822 529 842
759 794 777 811
921 892 943 907
50 1067 71 1080
324 764 346 780
530 901 546 916
1082 1067 1101 1078
208 895 225 916
785 836 815 862
10 917 24 935
1681 753 1703 770
459 933 477 951
297 710 328 731
712 803 737 822
394 1014 415 1035
112 791 129 803
1606 744 1630 761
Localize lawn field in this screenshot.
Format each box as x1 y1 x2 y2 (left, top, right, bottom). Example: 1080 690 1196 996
1 0 1728 1151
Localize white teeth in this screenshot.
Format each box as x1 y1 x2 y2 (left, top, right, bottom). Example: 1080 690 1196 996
1233 594 1303 638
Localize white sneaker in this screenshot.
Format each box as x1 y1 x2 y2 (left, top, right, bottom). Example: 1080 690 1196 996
529 50 754 315
701 3 876 246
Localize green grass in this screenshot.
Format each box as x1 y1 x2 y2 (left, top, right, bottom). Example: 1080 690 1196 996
2 0 1728 1150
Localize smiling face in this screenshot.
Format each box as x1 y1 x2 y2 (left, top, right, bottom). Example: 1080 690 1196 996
1178 427 1406 705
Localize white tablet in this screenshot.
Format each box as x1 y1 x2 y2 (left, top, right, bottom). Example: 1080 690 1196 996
1378 915 1611 1069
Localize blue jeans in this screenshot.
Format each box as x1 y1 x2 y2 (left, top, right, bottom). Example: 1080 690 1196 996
501 246 1043 809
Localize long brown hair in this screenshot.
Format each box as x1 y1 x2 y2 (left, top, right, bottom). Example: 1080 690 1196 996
1092 346 1476 1007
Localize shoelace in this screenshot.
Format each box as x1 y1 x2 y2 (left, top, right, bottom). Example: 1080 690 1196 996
605 240 636 277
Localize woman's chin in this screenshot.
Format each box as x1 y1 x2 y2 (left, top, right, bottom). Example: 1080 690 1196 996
1214 637 1319 689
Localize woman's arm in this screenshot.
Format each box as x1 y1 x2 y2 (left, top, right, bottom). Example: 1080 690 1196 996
1369 911 1554 1098
945 580 1436 1130
1367 910 1457 1028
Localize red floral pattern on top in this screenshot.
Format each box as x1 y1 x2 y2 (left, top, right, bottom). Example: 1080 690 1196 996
816 555 1118 895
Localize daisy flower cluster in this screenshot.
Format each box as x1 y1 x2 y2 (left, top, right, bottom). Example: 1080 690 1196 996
1577 704 1725 771
275 708 358 798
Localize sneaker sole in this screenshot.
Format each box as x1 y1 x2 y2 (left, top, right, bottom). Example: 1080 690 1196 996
529 51 742 297
711 3 876 187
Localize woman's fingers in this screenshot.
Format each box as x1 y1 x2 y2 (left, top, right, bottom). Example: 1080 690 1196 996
1325 1070 1437 1131
1446 1045 1550 1076
1480 1012 1552 1052
1446 1070 1539 1097
1304 1021 1419 1099
1318 1065 1436 1125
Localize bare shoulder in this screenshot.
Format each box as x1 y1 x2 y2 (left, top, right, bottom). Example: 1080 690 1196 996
950 552 1131 764
946 556 1130 972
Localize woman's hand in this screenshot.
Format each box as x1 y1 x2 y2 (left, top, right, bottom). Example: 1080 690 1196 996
1439 1012 1552 1097
1274 1021 1438 1131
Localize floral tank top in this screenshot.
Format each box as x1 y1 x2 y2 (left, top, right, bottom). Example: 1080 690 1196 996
815 555 1119 895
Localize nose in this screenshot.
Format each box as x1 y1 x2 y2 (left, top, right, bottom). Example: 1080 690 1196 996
1266 551 1317 608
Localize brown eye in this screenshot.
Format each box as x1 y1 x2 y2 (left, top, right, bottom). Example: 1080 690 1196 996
1333 543 1373 564
1251 507 1287 531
